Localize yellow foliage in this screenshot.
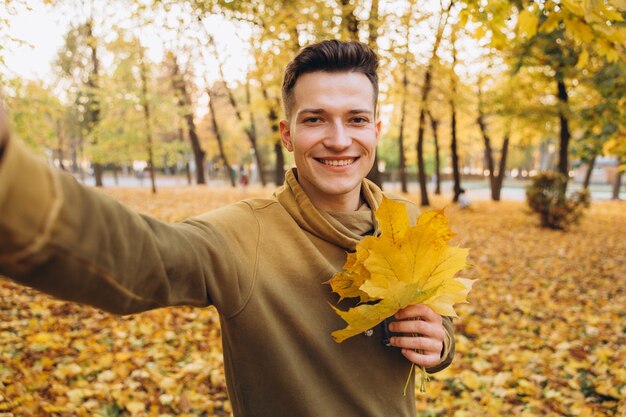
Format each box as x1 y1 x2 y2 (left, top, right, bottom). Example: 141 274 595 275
328 197 472 343
565 18 595 43
576 49 589 69
562 0 586 16
517 9 539 38
0 188 624 416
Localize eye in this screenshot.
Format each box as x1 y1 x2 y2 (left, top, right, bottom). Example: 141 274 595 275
351 116 369 124
303 117 322 124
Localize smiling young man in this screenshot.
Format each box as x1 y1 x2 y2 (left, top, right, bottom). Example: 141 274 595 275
0 40 454 417
279 69 380 212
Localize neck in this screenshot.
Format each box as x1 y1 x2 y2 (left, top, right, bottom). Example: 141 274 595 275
300 184 363 212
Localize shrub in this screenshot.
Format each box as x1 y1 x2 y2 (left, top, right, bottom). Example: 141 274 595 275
526 172 590 230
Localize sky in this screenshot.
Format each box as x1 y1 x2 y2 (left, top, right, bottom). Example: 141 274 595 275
2 1 252 86
3 2 68 82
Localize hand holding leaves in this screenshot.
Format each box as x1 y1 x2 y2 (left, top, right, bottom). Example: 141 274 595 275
327 197 475 392
328 197 474 342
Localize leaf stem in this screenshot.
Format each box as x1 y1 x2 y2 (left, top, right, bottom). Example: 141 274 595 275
403 363 415 396
403 320 430 395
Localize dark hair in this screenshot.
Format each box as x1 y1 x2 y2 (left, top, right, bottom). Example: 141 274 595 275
281 40 379 120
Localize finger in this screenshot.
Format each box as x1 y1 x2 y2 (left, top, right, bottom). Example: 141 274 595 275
401 349 442 368
388 320 445 341
389 336 442 354
395 304 442 324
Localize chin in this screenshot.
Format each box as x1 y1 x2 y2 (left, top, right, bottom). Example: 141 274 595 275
319 180 361 196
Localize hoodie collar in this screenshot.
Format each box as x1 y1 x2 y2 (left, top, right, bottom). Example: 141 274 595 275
274 168 384 251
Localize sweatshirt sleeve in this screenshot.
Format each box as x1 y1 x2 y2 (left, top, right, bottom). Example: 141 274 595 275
425 316 455 374
0 137 256 316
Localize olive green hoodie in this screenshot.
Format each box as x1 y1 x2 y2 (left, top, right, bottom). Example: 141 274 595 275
0 138 454 417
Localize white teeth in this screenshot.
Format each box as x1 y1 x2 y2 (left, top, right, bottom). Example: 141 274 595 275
320 158 355 166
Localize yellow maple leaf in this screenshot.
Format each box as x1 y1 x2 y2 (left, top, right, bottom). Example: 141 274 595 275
329 197 473 343
326 241 374 303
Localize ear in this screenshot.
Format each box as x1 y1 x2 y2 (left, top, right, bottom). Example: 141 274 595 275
375 119 382 144
279 119 294 152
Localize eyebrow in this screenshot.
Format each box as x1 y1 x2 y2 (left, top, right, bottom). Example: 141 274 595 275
297 108 373 116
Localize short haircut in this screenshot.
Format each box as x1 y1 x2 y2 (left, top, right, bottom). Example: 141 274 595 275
281 40 379 121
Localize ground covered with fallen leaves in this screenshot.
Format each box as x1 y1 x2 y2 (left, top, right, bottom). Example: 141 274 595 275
1 185 624 416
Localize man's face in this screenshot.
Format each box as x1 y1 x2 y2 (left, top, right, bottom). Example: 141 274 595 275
279 71 381 212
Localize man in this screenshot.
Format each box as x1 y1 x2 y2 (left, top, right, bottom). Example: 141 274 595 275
0 40 454 417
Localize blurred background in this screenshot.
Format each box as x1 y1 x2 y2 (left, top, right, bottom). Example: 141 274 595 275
0 1 624 416
0 0 624 199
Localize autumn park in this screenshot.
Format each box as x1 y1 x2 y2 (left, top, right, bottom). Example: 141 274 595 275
0 0 625 416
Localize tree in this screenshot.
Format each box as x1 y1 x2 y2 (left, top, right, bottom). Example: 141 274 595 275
202 28 267 186
4 79 67 165
415 1 452 206
206 82 236 187
138 44 157 194
476 74 512 201
448 24 463 203
167 52 207 185
462 0 626 188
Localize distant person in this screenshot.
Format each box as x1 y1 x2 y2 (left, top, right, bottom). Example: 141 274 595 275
458 188 471 209
239 166 249 189
0 40 454 417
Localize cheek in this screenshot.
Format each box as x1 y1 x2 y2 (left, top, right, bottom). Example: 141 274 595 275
293 132 321 154
355 132 378 152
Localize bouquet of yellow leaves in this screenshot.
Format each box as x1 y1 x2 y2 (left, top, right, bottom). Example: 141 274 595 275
327 196 474 393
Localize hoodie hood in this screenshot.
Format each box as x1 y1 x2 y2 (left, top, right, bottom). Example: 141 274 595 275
274 168 384 251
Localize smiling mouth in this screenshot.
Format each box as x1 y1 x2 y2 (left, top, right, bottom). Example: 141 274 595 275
315 157 358 167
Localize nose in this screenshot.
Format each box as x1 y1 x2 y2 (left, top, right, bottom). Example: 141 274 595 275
323 120 352 150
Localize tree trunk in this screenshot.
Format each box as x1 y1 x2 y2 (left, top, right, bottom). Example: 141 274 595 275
368 0 379 49
450 101 461 202
397 3 411 194
450 29 462 203
274 140 285 183
207 87 236 187
77 129 85 182
176 127 192 186
55 119 67 171
613 168 623 200
85 18 103 187
427 111 441 195
169 53 206 185
93 164 104 187
340 0 359 40
557 77 570 181
71 145 79 174
398 64 409 194
260 80 285 186
417 109 429 206
492 134 510 201
245 77 266 186
477 84 496 198
415 3 452 206
139 49 157 194
205 33 267 186
583 154 596 189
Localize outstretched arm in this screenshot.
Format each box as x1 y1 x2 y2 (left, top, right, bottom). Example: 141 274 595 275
0 102 255 317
